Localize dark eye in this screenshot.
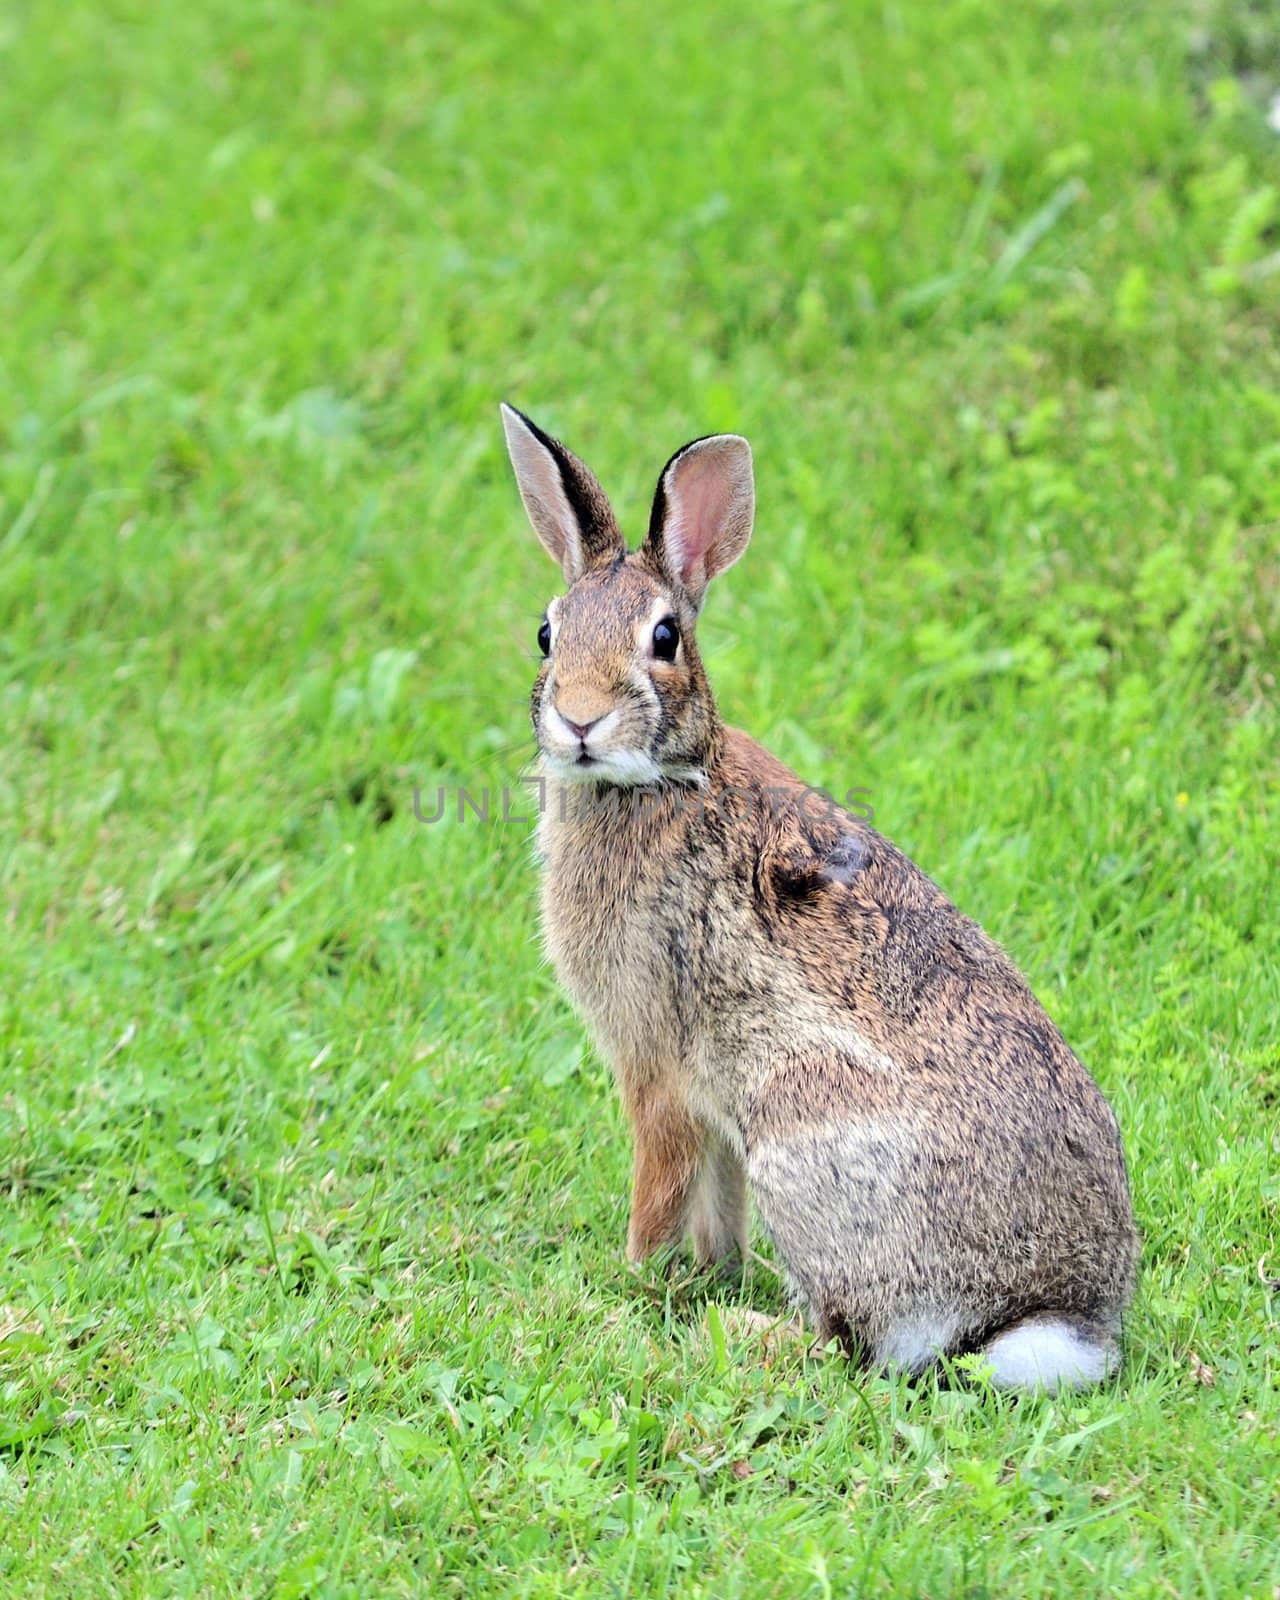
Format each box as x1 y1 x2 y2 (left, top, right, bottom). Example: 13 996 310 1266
537 619 551 656
652 616 679 661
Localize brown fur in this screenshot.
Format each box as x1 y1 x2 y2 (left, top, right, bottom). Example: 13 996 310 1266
504 410 1139 1385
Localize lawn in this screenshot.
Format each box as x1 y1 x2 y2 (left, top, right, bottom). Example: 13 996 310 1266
2 0 1278 1593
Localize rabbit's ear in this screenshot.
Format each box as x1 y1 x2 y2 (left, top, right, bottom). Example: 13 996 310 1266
500 404 624 584
643 434 754 607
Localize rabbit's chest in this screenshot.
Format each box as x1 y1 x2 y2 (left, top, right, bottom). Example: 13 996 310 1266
539 856 682 1059
535 797 703 1061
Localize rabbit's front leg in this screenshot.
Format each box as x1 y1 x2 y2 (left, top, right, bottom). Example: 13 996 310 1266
689 1130 747 1269
623 1086 703 1263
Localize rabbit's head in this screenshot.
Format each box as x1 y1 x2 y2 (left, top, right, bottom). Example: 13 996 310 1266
501 405 754 786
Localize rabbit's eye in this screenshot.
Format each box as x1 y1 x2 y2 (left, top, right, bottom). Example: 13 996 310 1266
537 619 552 656
652 617 680 661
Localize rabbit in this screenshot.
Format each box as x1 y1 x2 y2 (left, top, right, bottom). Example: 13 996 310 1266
500 402 1139 1392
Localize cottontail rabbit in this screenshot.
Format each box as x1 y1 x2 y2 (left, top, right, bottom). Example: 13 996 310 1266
500 404 1138 1391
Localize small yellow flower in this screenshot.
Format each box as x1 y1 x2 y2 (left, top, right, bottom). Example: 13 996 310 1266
1175 792 1189 811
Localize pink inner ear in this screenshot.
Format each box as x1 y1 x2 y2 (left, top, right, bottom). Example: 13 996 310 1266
670 458 727 579
662 437 753 590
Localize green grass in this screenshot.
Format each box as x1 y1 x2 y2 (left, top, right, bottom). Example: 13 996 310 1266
2 0 1279 1593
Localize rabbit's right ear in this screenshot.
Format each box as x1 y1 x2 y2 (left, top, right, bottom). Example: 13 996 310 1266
642 433 754 608
500 404 625 585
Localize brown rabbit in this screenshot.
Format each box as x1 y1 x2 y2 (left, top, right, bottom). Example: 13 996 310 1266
500 403 1138 1391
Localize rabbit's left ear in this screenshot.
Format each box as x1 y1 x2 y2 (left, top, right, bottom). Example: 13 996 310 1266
642 434 754 607
500 404 625 585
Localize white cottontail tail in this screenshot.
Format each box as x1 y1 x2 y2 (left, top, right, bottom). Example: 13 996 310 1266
501 403 1138 1391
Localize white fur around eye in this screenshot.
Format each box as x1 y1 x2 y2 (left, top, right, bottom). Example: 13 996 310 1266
547 597 564 648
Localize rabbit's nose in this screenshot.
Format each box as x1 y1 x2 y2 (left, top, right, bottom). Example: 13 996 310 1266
554 689 614 736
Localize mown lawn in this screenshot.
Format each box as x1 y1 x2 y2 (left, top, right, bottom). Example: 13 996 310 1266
2 0 1278 1594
